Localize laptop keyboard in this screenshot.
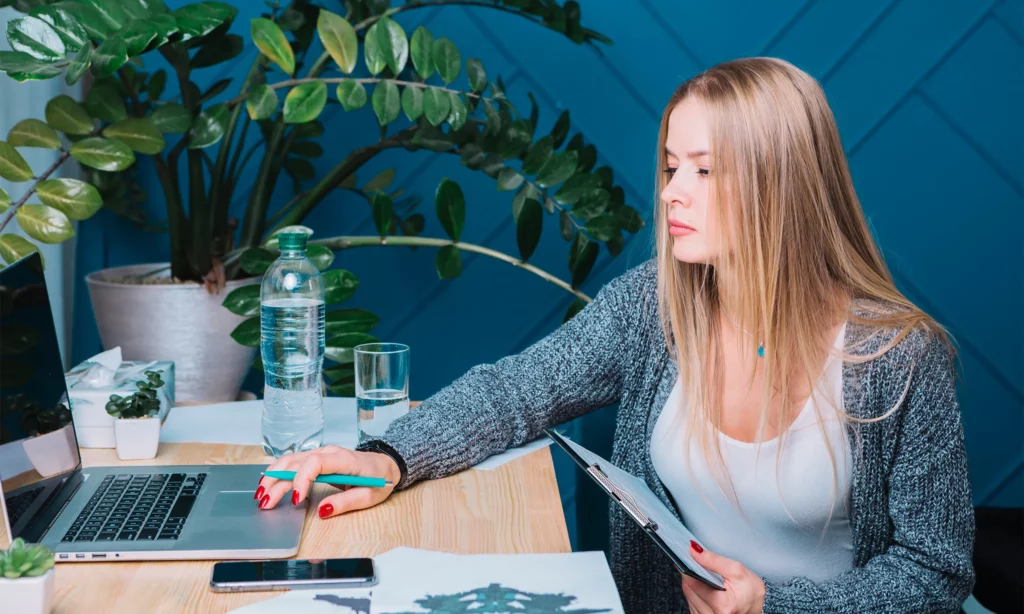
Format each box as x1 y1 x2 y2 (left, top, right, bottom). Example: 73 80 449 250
7 485 46 527
61 473 206 543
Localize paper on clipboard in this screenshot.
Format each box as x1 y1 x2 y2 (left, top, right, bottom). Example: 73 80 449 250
547 430 725 589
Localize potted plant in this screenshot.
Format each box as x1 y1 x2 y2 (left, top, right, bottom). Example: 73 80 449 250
0 538 55 614
105 370 165 460
15 396 78 478
0 0 641 402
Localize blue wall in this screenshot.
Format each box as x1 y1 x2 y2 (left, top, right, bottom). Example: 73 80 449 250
71 0 1024 544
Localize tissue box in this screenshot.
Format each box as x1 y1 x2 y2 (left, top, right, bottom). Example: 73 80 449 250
65 360 175 448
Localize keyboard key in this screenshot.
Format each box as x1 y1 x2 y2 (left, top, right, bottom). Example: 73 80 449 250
169 495 197 519
75 535 94 542
96 534 116 541
62 535 75 542
117 532 136 541
158 533 179 540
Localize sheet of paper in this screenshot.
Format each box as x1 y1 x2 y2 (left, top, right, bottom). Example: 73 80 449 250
470 436 552 470
558 436 725 588
230 547 624 614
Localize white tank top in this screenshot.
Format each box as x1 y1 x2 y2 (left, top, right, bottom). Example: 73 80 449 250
650 323 854 584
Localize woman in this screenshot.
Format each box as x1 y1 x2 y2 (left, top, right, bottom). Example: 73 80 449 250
256 58 975 613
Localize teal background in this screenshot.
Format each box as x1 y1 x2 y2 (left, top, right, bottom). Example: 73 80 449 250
58 0 1022 548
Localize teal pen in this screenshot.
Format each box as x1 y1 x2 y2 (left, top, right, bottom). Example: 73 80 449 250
261 470 391 488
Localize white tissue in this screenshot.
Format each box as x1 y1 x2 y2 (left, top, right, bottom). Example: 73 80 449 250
74 347 123 388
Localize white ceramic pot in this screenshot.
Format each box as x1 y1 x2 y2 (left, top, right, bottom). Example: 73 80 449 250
0 568 54 613
86 263 259 403
113 417 160 461
21 426 78 477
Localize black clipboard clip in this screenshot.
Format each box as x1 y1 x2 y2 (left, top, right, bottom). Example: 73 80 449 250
587 464 659 532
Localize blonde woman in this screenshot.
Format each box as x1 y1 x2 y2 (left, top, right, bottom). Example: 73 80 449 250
258 58 974 613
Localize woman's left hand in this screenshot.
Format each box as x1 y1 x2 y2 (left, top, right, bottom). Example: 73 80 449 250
681 541 766 614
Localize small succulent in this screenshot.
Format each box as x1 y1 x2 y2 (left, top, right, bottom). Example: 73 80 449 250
0 538 54 579
105 370 165 419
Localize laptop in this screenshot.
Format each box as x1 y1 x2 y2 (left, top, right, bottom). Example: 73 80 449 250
0 252 305 561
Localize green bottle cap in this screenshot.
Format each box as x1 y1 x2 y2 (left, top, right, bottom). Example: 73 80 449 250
277 232 307 251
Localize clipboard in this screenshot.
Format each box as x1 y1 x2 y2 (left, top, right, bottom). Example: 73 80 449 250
545 428 725 590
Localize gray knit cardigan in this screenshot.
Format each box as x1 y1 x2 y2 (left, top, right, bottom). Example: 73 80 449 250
366 260 975 613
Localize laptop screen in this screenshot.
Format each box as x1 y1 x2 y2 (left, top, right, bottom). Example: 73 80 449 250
0 252 81 540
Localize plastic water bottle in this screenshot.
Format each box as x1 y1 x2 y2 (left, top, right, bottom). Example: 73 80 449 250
260 232 326 457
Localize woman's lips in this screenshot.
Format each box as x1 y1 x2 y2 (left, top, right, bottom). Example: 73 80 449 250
669 220 696 237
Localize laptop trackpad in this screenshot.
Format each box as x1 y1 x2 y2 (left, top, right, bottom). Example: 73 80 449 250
210 491 258 517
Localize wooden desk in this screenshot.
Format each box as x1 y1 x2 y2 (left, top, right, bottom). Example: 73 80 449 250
39 442 568 613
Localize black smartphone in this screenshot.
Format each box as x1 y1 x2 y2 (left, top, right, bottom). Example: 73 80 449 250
210 558 377 592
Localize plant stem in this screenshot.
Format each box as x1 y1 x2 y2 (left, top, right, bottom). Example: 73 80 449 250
225 78 495 109
312 235 592 304
0 150 70 235
238 121 286 248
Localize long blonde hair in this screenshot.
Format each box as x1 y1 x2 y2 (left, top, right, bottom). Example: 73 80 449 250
655 58 950 504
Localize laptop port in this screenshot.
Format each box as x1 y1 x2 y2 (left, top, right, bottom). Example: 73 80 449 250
92 554 107 559
59 554 69 559
75 554 86 559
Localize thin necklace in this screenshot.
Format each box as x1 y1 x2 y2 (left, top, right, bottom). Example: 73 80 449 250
720 306 765 358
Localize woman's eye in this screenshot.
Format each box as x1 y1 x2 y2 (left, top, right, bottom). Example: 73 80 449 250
697 168 710 177
663 168 678 177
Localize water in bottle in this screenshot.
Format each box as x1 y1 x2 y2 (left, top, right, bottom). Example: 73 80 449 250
260 232 326 457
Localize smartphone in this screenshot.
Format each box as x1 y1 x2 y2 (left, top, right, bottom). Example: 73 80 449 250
210 558 377 592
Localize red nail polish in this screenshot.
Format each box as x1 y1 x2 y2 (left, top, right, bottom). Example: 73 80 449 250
291 490 299 506
318 503 333 519
690 540 703 554
259 494 270 509
254 486 265 500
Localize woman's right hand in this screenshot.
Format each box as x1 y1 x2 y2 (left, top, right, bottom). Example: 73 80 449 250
254 445 401 519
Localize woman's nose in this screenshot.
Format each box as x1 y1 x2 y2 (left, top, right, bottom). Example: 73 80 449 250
662 181 692 209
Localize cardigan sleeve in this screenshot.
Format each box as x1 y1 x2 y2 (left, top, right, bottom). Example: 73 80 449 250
762 334 975 613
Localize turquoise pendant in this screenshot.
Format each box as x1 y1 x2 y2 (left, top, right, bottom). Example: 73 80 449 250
757 344 765 358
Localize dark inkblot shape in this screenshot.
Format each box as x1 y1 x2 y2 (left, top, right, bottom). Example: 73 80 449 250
383 583 613 613
313 594 371 613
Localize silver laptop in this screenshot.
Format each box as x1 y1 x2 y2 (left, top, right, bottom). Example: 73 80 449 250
0 253 305 561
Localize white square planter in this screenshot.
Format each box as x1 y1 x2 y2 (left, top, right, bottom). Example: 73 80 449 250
0 568 54 614
113 417 161 461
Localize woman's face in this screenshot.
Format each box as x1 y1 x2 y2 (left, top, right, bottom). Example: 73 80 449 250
661 96 722 264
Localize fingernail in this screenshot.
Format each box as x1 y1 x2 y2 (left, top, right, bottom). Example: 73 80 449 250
259 494 270 509
318 503 333 519
690 540 703 554
254 486 265 500
291 490 299 506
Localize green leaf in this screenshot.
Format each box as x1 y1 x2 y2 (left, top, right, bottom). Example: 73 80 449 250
65 40 92 86
291 141 322 158
190 33 243 69
584 214 619 241
149 103 191 134
522 136 553 175
117 19 158 56
328 381 355 397
500 119 533 160
239 247 274 275
317 10 357 74
614 205 645 233
84 84 127 123
482 99 501 136
401 213 425 236
245 85 277 120
35 178 102 220
103 118 165 154
550 110 570 148
0 142 33 182
325 309 379 335
16 205 74 244
559 210 575 240
147 13 178 47
536 150 578 188
199 78 232 104
435 178 465 242
325 332 378 364
0 188 8 213
422 86 450 127
432 37 460 84
466 58 487 93
176 2 237 40
7 16 65 61
229 317 260 347
0 234 41 266
410 26 434 80
365 16 407 76
0 52 60 82
496 168 523 192
372 191 392 237
69 137 136 171
363 168 394 192
92 37 128 77
569 232 598 288
577 144 597 173
336 80 368 111
292 121 324 139
553 173 600 205
8 119 60 150
188 103 228 149
564 299 586 323
284 157 314 180
75 0 127 31
283 80 327 124
371 81 400 126
516 197 542 262
447 92 467 130
251 18 294 75
401 85 423 121
512 183 540 221
572 189 610 221
50 2 111 41
323 269 359 304
435 245 461 279
222 284 260 317
29 6 88 52
305 244 334 270
147 70 167 100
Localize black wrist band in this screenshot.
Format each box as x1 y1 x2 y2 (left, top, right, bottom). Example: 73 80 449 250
355 439 408 489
